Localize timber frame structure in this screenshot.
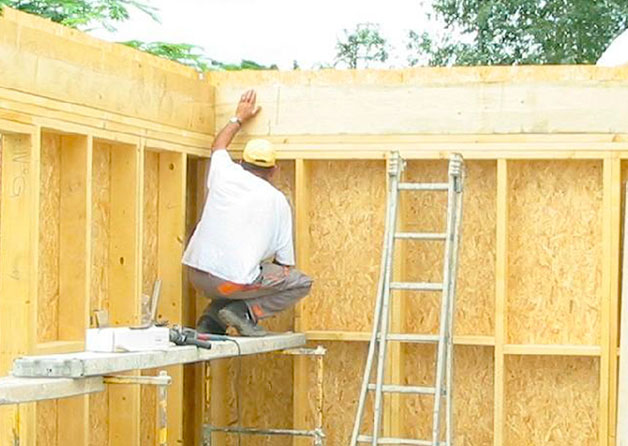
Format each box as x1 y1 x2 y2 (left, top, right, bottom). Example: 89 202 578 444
1 7 628 446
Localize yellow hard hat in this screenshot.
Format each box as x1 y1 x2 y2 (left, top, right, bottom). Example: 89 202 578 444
243 139 276 168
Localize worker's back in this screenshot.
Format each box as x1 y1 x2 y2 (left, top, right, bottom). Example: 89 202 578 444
183 149 294 284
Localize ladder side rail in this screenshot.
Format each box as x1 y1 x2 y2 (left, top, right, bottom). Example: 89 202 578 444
431 159 459 446
445 156 465 446
371 154 403 446
349 152 400 446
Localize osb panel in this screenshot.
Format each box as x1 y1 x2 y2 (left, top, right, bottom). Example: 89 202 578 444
508 161 603 345
90 142 111 445
36 401 57 444
261 160 295 333
184 158 201 444
305 341 373 446
36 133 62 446
91 142 111 314
273 160 295 206
208 342 370 446
141 151 159 446
505 355 599 446
208 354 294 446
304 161 386 331
89 392 109 446
403 345 493 445
143 150 159 296
38 132 61 342
405 161 496 337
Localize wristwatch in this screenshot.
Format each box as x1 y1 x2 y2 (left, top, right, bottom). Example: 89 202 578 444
229 116 242 126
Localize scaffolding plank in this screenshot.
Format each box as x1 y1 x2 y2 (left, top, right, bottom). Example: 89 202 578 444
12 334 306 378
0 377 104 405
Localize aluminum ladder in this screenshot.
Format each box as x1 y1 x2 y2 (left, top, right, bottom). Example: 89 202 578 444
349 152 464 446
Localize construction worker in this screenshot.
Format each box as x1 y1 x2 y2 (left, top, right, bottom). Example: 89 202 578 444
183 89 312 337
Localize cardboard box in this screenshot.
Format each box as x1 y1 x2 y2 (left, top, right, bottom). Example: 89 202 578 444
86 326 170 352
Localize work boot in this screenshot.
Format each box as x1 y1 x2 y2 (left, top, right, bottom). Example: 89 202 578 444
218 301 268 337
196 300 229 335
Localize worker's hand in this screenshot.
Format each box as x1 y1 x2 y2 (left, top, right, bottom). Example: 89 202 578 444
235 89 261 123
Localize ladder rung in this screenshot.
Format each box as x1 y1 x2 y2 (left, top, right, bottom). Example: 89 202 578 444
380 333 440 343
394 232 447 241
390 282 443 291
357 435 445 445
367 384 436 395
398 182 449 191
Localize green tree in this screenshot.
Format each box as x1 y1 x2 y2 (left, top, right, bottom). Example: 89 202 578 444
335 22 390 69
0 0 157 30
409 0 628 66
123 40 220 71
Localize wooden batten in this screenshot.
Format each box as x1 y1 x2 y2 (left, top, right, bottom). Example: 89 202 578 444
294 159 310 446
107 141 142 446
157 150 186 444
0 131 38 446
57 134 91 446
494 159 508 446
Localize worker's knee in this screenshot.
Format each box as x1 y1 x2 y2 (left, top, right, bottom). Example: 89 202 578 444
299 272 313 292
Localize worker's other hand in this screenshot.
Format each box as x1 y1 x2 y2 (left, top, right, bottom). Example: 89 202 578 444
236 89 262 123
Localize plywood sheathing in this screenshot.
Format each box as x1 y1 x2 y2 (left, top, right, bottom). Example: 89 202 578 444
89 141 112 446
300 341 374 446
260 159 296 333
36 132 61 444
91 142 111 314
38 133 60 342
403 345 494 446
303 160 386 332
183 156 203 446
404 160 496 337
505 355 599 446
207 354 294 446
140 150 159 446
507 160 603 345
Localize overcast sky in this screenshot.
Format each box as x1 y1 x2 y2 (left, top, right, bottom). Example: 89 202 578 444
89 0 434 70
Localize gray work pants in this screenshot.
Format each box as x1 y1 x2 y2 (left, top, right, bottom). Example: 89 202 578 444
188 263 313 321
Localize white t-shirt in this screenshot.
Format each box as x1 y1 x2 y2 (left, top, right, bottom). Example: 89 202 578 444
182 149 295 284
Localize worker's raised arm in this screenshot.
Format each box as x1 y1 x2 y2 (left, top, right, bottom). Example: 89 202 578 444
211 89 261 153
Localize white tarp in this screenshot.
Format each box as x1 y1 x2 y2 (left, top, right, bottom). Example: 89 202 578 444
597 28 628 66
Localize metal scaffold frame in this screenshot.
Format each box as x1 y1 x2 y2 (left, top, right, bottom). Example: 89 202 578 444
203 346 327 446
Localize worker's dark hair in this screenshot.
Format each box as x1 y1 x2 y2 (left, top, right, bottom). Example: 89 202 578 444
241 160 274 176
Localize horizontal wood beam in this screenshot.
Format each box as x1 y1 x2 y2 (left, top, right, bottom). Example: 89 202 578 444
0 94 212 155
503 344 602 356
234 133 628 144
215 78 628 135
305 331 495 345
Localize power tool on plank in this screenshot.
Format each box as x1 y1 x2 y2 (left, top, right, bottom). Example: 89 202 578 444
169 325 231 349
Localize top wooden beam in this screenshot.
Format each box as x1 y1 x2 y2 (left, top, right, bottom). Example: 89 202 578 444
210 66 628 136
0 7 214 134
